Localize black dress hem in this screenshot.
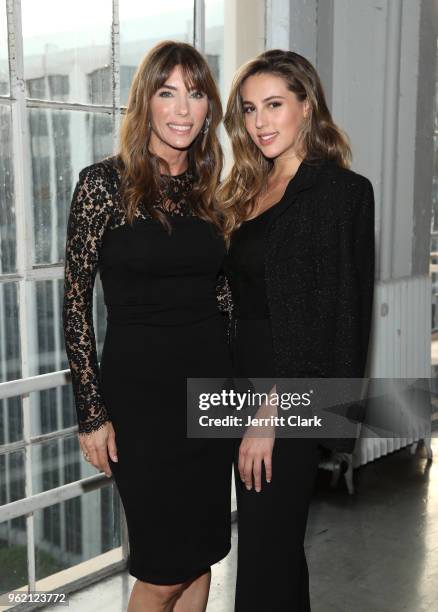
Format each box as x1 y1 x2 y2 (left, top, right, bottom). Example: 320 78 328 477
128 541 231 585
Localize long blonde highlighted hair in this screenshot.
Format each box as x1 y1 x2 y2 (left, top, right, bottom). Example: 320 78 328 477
217 49 352 242
117 40 223 231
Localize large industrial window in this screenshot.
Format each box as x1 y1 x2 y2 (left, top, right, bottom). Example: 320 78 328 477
0 0 224 599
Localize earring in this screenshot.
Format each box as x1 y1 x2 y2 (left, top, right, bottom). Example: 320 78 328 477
202 117 210 134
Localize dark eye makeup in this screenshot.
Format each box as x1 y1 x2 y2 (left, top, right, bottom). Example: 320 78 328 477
157 89 205 99
243 101 282 113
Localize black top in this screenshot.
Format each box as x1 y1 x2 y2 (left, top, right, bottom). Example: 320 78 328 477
62 155 228 433
225 204 276 319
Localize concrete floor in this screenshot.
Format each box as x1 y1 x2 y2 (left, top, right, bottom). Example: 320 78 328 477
45 439 437 612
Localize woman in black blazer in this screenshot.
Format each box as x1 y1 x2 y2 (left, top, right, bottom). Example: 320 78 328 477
218 49 375 611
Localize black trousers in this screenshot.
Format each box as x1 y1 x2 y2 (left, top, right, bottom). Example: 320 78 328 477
234 437 320 611
233 319 320 611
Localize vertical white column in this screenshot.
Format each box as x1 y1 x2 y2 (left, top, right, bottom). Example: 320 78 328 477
289 0 317 63
380 0 403 281
266 0 290 50
223 0 265 172
327 0 423 281
8 0 37 591
223 0 265 99
315 0 434 391
194 0 206 52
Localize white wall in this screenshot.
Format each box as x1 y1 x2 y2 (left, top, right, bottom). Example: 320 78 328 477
266 0 437 387
267 0 437 283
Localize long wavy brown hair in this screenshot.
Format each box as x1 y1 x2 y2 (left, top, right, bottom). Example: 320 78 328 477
117 40 223 231
217 49 352 242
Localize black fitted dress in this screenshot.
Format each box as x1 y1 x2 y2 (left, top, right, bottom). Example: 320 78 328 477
225 205 320 612
63 155 233 585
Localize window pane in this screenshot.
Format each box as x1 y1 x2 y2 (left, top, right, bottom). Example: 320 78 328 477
29 279 67 376
0 282 21 382
0 515 28 595
34 486 121 582
30 433 97 495
119 0 194 106
28 276 106 377
95 273 107 371
0 395 23 445
205 0 225 98
22 0 112 105
27 108 113 265
0 105 15 273
0 448 25 505
0 0 9 96
29 386 77 439
0 282 22 444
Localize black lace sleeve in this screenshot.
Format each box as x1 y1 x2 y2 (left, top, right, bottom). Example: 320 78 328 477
62 164 112 435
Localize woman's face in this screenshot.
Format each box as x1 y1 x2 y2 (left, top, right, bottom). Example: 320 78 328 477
240 72 309 159
149 65 209 154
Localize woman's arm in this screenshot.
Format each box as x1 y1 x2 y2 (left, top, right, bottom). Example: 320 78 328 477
319 176 375 453
62 165 112 435
353 177 375 375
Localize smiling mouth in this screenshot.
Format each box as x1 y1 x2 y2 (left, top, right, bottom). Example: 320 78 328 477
167 123 193 134
258 132 278 144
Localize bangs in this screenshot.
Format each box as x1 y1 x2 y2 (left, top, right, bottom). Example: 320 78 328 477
155 52 210 94
180 61 208 93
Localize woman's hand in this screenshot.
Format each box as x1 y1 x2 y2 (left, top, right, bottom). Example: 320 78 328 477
78 421 118 478
238 384 277 492
238 430 275 493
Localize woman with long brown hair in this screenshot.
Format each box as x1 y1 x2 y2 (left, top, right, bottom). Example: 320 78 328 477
218 49 375 610
63 41 233 612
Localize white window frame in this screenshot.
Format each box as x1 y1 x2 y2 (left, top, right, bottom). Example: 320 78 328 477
0 0 225 598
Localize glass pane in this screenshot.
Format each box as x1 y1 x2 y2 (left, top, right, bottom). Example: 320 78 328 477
0 516 28 595
0 395 23 445
29 278 103 374
119 0 194 106
22 0 112 105
0 282 21 382
205 0 225 99
29 386 77 439
0 0 9 96
28 279 66 376
95 273 107 362
0 448 26 505
0 105 15 273
30 433 99 495
0 282 22 444
27 108 113 265
34 486 121 581
231 471 236 513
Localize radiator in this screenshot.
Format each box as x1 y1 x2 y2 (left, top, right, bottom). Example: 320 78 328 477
353 274 432 468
